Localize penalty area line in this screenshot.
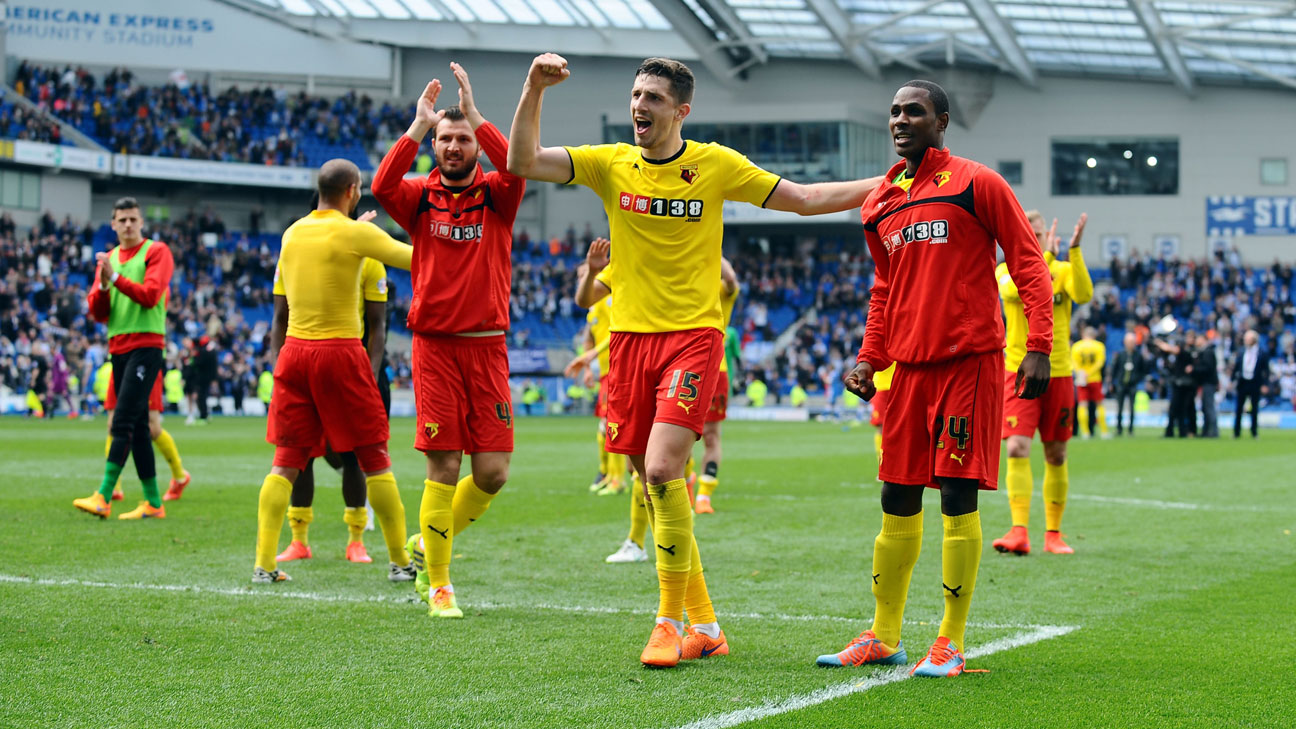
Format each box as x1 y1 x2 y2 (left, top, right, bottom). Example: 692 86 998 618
0 574 1045 630
665 624 1079 729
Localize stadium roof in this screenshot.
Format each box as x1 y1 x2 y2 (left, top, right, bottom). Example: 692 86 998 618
231 0 1296 92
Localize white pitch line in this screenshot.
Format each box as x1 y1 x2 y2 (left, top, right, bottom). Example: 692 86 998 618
0 574 1046 630
1064 493 1279 512
666 624 1079 729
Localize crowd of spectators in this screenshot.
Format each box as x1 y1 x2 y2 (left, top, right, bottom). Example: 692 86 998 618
11 61 416 168
0 88 65 144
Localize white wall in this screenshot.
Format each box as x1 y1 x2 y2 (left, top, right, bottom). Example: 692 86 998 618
39 169 90 221
400 49 1296 263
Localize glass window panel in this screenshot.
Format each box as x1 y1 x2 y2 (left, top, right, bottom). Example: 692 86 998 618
279 0 319 14
438 0 480 21
21 172 41 209
495 0 542 23
1051 137 1179 196
1260 158 1287 186
397 0 440 19
601 0 646 28
315 0 349 16
334 0 379 17
366 0 411 18
525 0 576 24
623 0 671 28
1 172 19 208
999 160 1024 185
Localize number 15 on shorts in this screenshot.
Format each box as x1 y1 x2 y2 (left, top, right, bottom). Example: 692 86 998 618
667 369 702 414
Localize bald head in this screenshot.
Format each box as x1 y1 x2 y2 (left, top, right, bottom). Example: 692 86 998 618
1244 329 1259 347
1123 332 1137 350
1083 326 1097 340
317 159 361 207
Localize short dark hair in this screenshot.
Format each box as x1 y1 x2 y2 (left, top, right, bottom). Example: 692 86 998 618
433 105 467 134
112 197 140 214
900 79 949 117
317 159 361 200
635 58 695 105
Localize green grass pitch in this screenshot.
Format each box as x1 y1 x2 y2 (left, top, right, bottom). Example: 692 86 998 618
1 416 1293 728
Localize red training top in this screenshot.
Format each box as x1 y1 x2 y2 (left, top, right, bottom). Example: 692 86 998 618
371 122 525 336
857 146 1053 369
86 239 174 355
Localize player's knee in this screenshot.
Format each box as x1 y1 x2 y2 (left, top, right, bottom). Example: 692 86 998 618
937 480 979 516
644 461 680 486
879 482 923 516
1005 437 1031 459
474 464 509 493
1042 442 1067 466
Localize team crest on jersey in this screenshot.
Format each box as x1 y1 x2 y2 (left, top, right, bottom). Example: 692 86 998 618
934 170 952 187
607 422 620 441
424 422 439 439
679 164 698 184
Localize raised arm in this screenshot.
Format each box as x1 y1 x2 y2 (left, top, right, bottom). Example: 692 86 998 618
765 176 885 216
372 80 442 231
575 237 612 309
507 53 576 183
1061 214 1093 305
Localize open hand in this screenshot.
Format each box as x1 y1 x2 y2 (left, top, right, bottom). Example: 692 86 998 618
1069 212 1088 249
414 80 444 127
586 237 610 274
357 210 378 223
450 62 475 117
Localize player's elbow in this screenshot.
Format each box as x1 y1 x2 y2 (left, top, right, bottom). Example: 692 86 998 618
575 291 596 309
506 148 534 177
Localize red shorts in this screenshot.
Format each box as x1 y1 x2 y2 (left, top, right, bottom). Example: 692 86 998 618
595 382 608 419
1077 381 1103 403
604 329 723 455
870 388 890 427
1002 372 1076 442
412 333 513 454
106 372 163 412
881 351 1003 491
268 338 389 469
705 370 730 424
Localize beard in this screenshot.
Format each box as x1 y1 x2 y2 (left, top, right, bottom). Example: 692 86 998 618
438 159 478 182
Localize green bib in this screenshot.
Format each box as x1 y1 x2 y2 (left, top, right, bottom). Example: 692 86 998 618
107 240 167 339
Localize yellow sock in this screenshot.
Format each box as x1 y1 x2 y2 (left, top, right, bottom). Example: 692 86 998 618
367 472 409 566
628 474 648 547
420 479 456 587
698 475 717 498
254 474 292 571
651 479 694 621
153 428 184 481
452 474 496 536
874 431 884 466
1095 404 1110 435
1043 462 1069 532
343 506 367 544
607 453 626 483
1077 406 1090 435
683 536 716 626
938 511 982 651
596 429 608 476
870 512 923 648
287 505 313 545
1006 457 1033 528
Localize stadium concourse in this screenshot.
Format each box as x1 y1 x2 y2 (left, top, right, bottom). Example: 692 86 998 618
3 0 1296 726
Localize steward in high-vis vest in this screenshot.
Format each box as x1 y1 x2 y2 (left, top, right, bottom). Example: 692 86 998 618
74 197 176 520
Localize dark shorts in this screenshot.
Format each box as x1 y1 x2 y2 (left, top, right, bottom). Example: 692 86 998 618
106 371 163 412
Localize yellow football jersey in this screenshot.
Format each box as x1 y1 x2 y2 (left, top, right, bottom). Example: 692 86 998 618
566 141 780 333
998 247 1092 377
586 295 613 376
873 362 897 391
274 210 410 340
274 257 387 326
1072 338 1105 384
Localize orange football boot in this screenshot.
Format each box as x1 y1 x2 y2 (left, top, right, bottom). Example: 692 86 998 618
73 493 112 519
162 470 192 501
118 502 166 520
640 622 683 668
277 540 312 562
1044 530 1074 554
681 627 728 660
345 541 373 563
992 525 1031 555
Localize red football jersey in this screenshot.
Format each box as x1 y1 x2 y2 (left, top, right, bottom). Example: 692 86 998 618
372 122 524 335
857 147 1053 369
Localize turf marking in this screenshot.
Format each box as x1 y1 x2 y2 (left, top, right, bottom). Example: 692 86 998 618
0 573 1046 630
666 623 1079 729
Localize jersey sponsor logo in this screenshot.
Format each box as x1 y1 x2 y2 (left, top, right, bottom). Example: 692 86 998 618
680 164 698 184
431 222 485 241
618 192 705 222
883 219 949 252
934 170 952 187
376 278 388 295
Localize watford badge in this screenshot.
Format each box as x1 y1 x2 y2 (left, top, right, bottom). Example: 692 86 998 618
680 164 698 184
934 170 952 187
607 422 620 441
424 422 439 439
